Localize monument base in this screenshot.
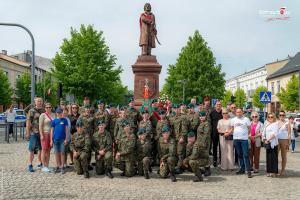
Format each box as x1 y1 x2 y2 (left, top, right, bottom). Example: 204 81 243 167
132 55 162 107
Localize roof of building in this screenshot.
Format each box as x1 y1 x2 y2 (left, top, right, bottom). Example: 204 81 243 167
267 52 300 80
0 53 30 67
12 51 52 72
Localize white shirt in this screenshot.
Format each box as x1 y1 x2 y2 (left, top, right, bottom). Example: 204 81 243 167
263 122 279 148
277 121 289 140
231 116 251 140
5 110 16 123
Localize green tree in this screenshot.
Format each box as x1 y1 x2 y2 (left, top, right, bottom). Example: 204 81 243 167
36 73 58 105
0 69 13 105
16 73 31 105
234 88 247 109
222 90 233 107
162 30 226 103
277 74 299 111
252 86 268 110
52 24 126 104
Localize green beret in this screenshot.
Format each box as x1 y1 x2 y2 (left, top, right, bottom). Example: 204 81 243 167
97 120 105 126
187 131 195 138
198 97 203 104
187 103 195 109
152 99 158 104
120 106 127 111
76 120 84 127
162 126 170 133
199 111 206 117
84 104 91 109
121 120 130 127
141 109 149 114
158 109 166 115
128 97 134 103
172 104 179 109
137 128 146 135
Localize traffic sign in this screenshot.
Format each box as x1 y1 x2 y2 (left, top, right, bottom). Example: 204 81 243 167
259 91 271 104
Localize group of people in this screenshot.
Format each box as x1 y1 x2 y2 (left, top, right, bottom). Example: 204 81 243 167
25 96 298 182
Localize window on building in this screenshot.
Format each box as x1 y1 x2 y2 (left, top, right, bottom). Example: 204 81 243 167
277 80 280 93
16 74 21 79
271 82 275 94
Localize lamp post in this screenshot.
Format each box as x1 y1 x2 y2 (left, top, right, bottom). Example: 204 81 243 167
0 23 35 106
177 79 187 102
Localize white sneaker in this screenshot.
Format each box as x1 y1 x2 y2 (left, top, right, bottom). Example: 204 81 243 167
42 167 51 173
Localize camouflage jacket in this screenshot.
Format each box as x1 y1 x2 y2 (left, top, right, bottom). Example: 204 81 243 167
155 118 170 140
94 109 109 127
70 132 91 153
197 122 211 151
169 114 188 141
118 133 136 161
27 107 45 134
158 137 176 161
78 113 95 136
136 139 152 160
138 120 152 140
187 112 200 131
92 130 113 154
114 117 135 140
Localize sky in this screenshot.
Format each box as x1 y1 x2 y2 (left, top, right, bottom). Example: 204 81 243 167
0 0 299 90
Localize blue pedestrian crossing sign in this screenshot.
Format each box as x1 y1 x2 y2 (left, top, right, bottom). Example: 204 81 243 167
259 91 271 104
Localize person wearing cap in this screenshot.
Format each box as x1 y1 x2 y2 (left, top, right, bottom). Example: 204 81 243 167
59 100 67 110
114 107 133 141
70 120 91 178
77 104 95 170
68 103 81 166
127 98 139 133
187 103 200 133
136 128 152 179
50 107 69 174
138 109 153 141
106 103 118 140
115 120 136 177
197 111 211 176
158 126 177 182
79 96 91 114
169 103 188 174
182 131 205 182
156 109 170 140
94 100 109 129
91 120 113 178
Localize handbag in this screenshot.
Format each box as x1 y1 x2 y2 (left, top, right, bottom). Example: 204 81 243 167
225 135 233 140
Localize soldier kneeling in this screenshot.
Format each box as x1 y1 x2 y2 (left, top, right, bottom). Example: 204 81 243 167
70 120 91 178
182 131 204 182
158 126 177 182
92 120 113 178
136 128 152 179
115 120 136 177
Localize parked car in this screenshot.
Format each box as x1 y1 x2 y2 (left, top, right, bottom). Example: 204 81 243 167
0 113 6 124
0 108 26 124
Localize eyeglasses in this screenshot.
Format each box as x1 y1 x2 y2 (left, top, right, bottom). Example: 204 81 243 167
279 114 285 117
268 116 274 119
45 107 51 109
72 107 78 109
252 116 258 118
222 113 228 114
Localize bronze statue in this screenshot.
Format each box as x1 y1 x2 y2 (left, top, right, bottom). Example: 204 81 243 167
139 3 159 56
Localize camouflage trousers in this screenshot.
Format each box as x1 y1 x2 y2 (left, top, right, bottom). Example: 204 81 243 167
116 159 135 177
95 151 113 175
176 141 186 168
137 156 152 175
74 152 89 174
189 158 209 176
159 156 177 178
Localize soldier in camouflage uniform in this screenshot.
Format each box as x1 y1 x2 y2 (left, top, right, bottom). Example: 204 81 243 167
77 104 95 169
169 104 188 174
187 103 200 132
156 109 170 140
26 97 45 172
115 120 136 177
94 100 109 128
127 98 139 133
70 120 91 178
138 109 152 141
114 107 135 141
79 96 91 114
136 128 152 179
182 131 206 182
197 111 211 176
158 126 177 182
92 120 113 178
106 103 118 140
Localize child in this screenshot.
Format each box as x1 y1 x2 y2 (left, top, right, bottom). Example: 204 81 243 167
50 107 69 174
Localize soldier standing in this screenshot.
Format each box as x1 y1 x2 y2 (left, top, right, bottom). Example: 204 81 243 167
187 103 200 132
136 128 152 179
138 109 153 141
169 104 188 174
115 120 136 177
92 120 113 178
158 126 177 182
182 131 205 182
127 98 139 133
70 120 91 178
197 111 211 176
94 100 109 128
155 109 170 140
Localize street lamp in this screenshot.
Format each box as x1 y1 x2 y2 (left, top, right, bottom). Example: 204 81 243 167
177 79 187 102
0 23 35 106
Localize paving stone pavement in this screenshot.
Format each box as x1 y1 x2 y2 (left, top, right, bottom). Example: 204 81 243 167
0 129 299 200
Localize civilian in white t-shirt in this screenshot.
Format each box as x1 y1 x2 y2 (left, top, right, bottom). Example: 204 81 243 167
230 108 252 178
5 104 16 135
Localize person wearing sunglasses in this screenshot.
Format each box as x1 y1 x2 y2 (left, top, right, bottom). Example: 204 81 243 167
249 112 264 173
217 108 234 170
277 111 290 176
262 113 279 177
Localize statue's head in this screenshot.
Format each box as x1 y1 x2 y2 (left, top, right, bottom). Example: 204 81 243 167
144 3 151 13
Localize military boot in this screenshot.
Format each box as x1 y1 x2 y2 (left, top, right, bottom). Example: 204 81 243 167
105 169 114 179
193 171 203 182
84 171 90 178
204 167 211 176
170 172 177 182
144 171 150 179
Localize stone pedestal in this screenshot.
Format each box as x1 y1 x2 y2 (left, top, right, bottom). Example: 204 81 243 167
132 55 162 106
